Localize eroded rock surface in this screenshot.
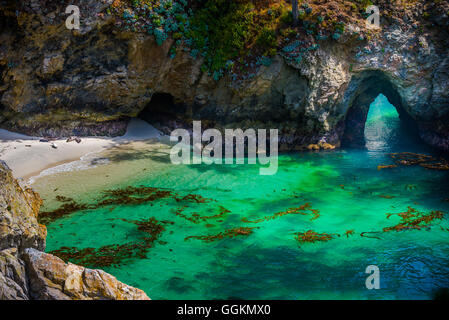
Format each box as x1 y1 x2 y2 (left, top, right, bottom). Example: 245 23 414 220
23 248 149 300
0 0 448 151
0 160 46 252
0 161 149 300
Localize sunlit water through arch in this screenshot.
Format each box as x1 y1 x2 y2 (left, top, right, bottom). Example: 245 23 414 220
33 94 449 300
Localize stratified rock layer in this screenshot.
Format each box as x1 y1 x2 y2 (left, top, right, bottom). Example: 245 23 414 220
0 161 149 300
0 0 448 151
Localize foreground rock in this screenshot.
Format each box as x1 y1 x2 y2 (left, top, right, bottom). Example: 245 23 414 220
23 248 149 300
0 161 149 300
0 160 46 251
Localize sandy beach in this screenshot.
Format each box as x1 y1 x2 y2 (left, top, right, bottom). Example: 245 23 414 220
0 119 163 180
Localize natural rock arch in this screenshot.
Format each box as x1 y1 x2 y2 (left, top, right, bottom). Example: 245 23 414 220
340 70 417 148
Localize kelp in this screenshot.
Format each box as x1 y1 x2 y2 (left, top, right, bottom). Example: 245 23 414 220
383 207 445 232
378 194 395 199
199 206 231 221
55 195 75 203
39 185 216 225
49 217 167 268
173 206 199 224
97 186 174 207
172 205 230 224
386 152 449 171
390 152 434 165
184 227 257 242
377 164 397 170
294 230 336 245
420 162 449 170
39 201 91 225
345 230 355 237
174 194 214 203
118 217 168 236
242 203 320 223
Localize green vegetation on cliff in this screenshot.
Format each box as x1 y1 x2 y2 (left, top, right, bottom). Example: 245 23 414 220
107 0 377 79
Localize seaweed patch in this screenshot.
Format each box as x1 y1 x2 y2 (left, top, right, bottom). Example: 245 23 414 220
344 230 355 237
39 200 91 225
39 185 216 225
294 230 336 245
172 205 230 224
384 152 449 171
184 227 257 242
383 207 444 232
49 217 167 268
242 203 320 223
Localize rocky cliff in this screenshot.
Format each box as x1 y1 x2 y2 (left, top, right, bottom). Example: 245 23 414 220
0 0 448 151
0 160 149 300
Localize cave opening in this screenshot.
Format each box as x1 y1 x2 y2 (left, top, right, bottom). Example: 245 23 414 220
341 71 419 150
364 94 401 151
138 93 187 132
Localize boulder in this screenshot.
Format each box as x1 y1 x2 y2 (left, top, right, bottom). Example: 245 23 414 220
23 248 150 300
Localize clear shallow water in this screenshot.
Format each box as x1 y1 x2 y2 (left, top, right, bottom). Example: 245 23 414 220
34 95 449 300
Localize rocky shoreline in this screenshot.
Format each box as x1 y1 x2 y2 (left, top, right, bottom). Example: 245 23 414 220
0 1 448 152
0 160 149 300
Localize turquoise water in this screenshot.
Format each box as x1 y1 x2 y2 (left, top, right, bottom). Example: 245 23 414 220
37 95 449 300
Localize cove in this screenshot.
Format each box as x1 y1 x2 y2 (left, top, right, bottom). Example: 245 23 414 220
32 95 449 300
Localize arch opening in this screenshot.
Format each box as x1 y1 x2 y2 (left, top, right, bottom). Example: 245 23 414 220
341 71 418 149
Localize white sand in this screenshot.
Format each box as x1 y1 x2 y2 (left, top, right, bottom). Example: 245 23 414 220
0 119 163 179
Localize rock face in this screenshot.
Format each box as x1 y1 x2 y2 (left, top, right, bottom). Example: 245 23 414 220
23 248 149 300
0 161 46 251
0 161 149 300
0 0 448 151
